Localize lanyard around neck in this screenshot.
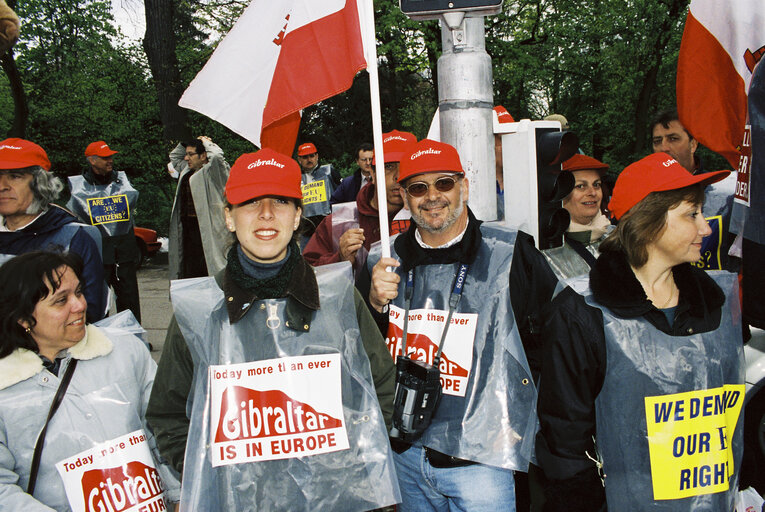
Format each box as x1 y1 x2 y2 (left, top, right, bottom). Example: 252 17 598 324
399 263 469 365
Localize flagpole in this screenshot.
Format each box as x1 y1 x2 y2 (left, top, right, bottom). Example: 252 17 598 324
359 0 391 259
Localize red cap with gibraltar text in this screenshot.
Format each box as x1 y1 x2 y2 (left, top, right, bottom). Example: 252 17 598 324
84 141 118 157
398 139 464 182
608 152 729 220
297 142 317 156
0 138 51 171
225 148 302 205
372 130 417 165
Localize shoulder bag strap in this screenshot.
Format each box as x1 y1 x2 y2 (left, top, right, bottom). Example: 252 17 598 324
26 358 78 495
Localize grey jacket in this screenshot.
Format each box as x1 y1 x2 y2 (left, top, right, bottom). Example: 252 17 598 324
0 324 180 511
168 141 231 280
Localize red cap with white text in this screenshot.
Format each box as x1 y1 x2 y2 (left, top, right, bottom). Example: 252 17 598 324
0 138 51 171
398 139 464 182
225 148 302 205
608 152 729 220
84 141 118 157
372 130 417 165
297 142 317 156
493 106 515 123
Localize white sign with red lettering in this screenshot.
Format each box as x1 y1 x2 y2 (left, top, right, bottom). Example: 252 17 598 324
386 305 478 397
55 429 166 512
208 353 349 467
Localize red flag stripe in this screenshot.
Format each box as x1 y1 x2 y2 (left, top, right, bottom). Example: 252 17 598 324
263 0 366 128
677 11 747 168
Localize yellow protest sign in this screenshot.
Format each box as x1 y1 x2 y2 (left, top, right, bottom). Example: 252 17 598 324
644 384 744 500
86 194 130 225
301 180 327 205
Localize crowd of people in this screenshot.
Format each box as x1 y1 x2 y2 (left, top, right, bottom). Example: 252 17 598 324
0 103 751 511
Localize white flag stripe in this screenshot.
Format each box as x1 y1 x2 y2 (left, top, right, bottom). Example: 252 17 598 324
178 0 350 146
690 0 765 82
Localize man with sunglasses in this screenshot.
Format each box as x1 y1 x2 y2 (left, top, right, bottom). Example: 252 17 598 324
363 139 558 512
167 136 230 280
303 131 414 275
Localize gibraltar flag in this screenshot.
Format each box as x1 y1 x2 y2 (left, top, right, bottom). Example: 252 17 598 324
179 0 367 151
677 0 765 169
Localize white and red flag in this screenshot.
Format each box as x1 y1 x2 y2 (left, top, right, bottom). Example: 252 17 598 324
179 0 368 154
676 0 765 169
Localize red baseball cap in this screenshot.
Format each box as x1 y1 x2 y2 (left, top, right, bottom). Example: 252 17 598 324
0 138 51 171
225 148 302 205
297 142 317 156
398 139 464 182
84 141 118 157
562 154 609 174
608 152 730 220
372 130 417 165
493 106 515 123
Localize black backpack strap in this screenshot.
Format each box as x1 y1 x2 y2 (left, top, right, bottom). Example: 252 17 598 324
564 233 598 269
27 358 78 495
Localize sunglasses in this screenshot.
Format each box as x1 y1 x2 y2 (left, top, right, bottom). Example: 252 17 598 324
405 175 460 197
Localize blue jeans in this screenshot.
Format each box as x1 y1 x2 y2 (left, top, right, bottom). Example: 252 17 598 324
393 445 517 512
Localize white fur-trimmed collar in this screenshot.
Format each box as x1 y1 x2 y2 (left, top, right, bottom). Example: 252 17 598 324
0 325 113 390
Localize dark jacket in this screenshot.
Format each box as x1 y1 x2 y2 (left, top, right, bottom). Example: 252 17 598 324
146 256 395 474
535 249 726 512
330 168 364 205
79 168 138 264
357 209 558 379
0 205 106 322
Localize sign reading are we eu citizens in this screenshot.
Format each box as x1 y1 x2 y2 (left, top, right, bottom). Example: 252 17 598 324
87 195 130 225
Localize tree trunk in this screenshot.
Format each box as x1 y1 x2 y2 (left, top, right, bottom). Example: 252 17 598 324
142 0 192 143
630 0 687 155
1 49 26 138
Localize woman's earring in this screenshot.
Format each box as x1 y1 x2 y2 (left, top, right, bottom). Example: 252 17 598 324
24 327 31 334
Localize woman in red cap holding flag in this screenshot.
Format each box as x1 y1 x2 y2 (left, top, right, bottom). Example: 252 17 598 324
536 152 744 511
146 148 399 512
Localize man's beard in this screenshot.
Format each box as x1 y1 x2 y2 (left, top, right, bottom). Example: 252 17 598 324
408 186 465 234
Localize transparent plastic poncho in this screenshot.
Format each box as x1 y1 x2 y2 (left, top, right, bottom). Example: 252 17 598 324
171 262 399 511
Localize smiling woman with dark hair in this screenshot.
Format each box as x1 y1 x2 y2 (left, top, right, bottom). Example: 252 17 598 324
543 153 611 280
0 251 179 511
536 153 744 512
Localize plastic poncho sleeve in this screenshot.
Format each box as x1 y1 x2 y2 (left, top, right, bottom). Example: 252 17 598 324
168 144 187 176
353 288 395 430
145 316 194 475
535 286 607 512
508 231 560 379
129 331 181 504
69 227 107 322
0 430 57 512
169 140 226 176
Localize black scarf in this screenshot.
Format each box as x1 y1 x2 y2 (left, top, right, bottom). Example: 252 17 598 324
226 240 300 299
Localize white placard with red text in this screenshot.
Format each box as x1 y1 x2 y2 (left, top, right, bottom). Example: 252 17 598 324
55 429 166 512
386 305 478 397
208 353 349 467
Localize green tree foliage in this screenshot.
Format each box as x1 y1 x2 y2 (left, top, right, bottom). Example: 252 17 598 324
1 0 174 233
489 0 696 172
